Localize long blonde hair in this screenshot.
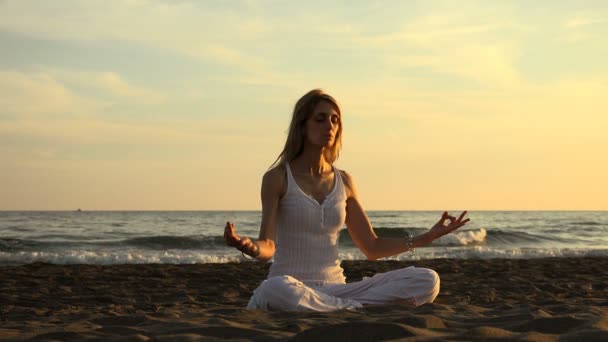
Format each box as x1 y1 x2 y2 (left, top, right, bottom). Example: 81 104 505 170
271 89 343 169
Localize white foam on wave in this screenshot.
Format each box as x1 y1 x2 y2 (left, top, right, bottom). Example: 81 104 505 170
433 228 487 246
0 250 241 265
337 251 367 261
3 245 608 265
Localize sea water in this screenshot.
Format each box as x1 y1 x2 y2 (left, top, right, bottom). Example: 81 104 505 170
1 211 607 265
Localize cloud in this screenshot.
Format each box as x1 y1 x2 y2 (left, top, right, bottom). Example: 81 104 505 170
97 71 165 102
358 23 501 47
354 8 533 47
0 117 199 145
556 31 590 43
346 10 531 88
0 1 272 73
559 12 607 43
46 68 166 103
32 148 56 159
0 68 281 161
0 68 187 156
564 13 607 28
0 2 537 92
389 43 522 88
0 68 167 118
0 70 104 117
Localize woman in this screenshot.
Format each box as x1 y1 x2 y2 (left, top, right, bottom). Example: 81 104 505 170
224 89 469 311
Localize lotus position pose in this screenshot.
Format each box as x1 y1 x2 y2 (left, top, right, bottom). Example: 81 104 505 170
224 89 470 311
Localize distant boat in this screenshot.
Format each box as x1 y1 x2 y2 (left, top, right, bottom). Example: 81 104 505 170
76 208 82 212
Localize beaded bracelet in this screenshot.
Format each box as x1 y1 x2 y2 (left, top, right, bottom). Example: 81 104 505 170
405 232 416 252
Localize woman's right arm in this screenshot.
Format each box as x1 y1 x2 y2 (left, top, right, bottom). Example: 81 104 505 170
224 166 285 262
253 167 285 261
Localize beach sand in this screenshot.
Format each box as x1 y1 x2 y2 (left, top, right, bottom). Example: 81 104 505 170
1 257 607 341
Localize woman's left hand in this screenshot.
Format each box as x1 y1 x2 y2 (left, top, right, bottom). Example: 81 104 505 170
427 211 470 240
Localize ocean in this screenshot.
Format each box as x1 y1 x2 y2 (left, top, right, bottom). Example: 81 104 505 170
1 211 607 265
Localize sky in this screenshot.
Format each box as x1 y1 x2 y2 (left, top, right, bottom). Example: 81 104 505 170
1 0 607 211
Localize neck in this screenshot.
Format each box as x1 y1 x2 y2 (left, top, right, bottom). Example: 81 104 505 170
294 146 329 176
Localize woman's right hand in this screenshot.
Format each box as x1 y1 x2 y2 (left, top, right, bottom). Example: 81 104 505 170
224 221 260 257
224 221 242 247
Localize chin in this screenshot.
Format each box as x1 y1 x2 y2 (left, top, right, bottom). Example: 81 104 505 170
310 138 334 149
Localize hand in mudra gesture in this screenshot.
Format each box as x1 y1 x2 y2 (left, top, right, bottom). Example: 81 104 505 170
428 211 470 240
224 221 259 257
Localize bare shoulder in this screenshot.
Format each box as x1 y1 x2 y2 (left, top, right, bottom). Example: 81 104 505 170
338 169 358 198
264 164 286 182
263 165 287 197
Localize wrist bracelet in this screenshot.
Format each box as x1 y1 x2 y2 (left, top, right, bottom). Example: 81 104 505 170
241 251 256 261
405 232 416 252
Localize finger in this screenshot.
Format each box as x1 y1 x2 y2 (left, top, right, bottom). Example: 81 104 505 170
457 211 467 222
437 211 449 225
224 224 232 238
453 220 470 231
443 211 453 224
224 224 234 236
227 236 239 246
227 230 241 243
447 215 456 224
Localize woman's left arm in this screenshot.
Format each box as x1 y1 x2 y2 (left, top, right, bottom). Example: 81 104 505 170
342 171 470 260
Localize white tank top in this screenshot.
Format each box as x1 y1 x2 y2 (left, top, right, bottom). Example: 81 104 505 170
267 163 347 286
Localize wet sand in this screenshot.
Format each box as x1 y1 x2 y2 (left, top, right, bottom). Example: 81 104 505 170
1 257 608 341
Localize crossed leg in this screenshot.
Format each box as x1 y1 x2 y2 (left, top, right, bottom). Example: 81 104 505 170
247 266 439 312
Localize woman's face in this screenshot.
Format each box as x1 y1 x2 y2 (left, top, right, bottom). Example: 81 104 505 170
305 100 340 148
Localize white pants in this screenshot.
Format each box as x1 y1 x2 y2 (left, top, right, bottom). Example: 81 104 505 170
246 266 440 312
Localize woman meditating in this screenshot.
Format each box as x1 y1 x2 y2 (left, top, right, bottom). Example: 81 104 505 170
224 89 470 311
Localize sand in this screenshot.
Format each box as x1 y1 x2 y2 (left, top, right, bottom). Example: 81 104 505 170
1 257 608 341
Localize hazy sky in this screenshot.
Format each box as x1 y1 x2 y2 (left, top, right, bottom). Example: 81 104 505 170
1 0 607 210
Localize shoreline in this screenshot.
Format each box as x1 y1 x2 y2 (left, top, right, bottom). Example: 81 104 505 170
3 246 608 267
2 257 608 341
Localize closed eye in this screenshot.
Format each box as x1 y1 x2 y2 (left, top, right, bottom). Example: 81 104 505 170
314 113 340 124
